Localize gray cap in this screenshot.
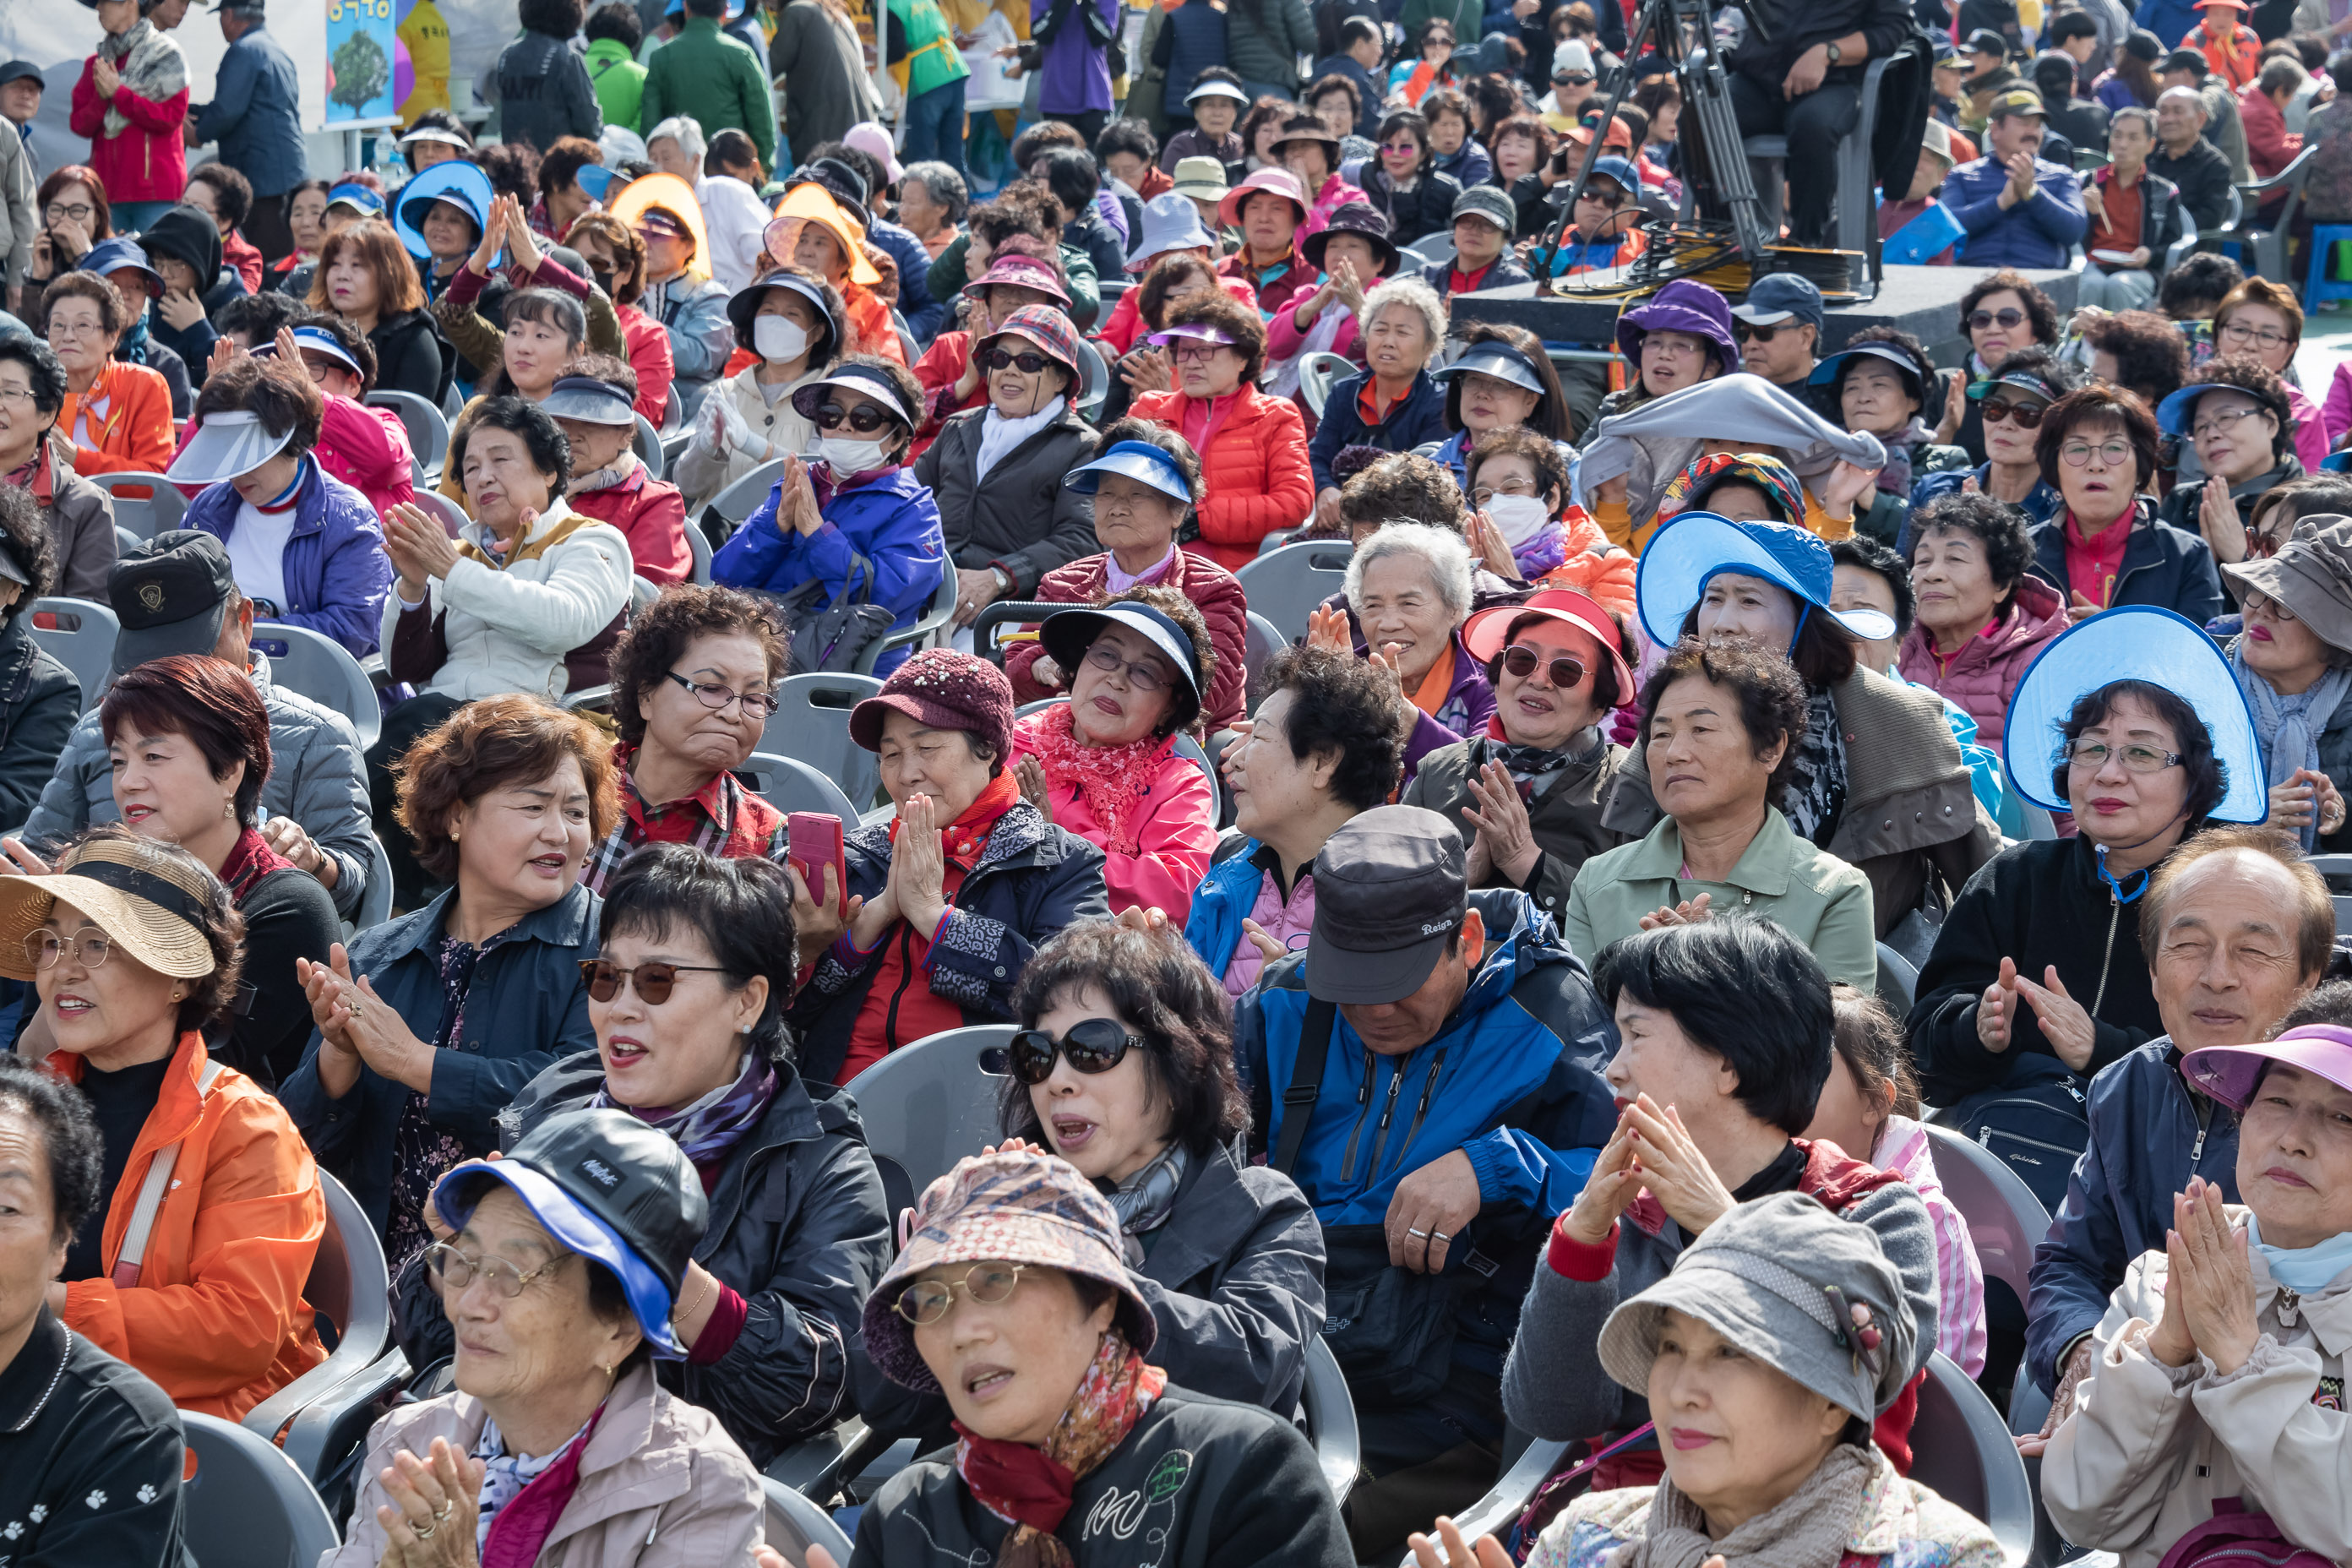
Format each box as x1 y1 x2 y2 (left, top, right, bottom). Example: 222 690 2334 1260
2223 514 2352 655
1305 804 1467 1005
1598 1191 1918 1424
106 530 236 679
1451 184 1516 238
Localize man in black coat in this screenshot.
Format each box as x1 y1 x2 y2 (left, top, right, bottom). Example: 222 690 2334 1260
1729 0 1925 247
2150 82 2237 229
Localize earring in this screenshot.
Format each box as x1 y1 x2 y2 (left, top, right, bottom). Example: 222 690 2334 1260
223 800 234 819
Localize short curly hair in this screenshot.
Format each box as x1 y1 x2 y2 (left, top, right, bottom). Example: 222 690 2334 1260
1094 583 1217 738
0 334 69 420
187 163 252 231
607 585 787 747
1640 635 1810 811
1255 645 1407 812
1959 269 2059 348
1305 72 1363 120
1162 289 1267 384
450 395 574 501
2178 352 2293 463
1136 252 1220 333
393 695 621 884
2160 253 2244 318
100 654 274 826
1358 275 1446 367
193 356 324 460
1338 449 1464 533
54 828 245 1037
2082 308 2191 408
1465 425 1570 509
539 136 605 204
1910 489 2038 613
0 482 53 619
1829 534 1914 640
41 272 126 340
0 1053 102 1245
2034 384 2162 492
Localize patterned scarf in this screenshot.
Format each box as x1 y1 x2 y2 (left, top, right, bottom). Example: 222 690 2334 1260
1617 1443 1875 1568
97 20 187 144
1481 718 1598 798
569 453 643 494
117 305 155 369
1104 1143 1188 1265
1026 701 1170 856
954 1329 1168 1568
591 1046 776 1166
1779 684 1848 846
1874 416 1936 498
473 1410 597 1553
2231 647 2352 850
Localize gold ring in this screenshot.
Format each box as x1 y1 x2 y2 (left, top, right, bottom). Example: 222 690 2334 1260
347 995 364 1023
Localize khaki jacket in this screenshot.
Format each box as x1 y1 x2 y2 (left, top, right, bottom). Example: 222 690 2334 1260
2044 1224 2352 1568
326 1362 765 1568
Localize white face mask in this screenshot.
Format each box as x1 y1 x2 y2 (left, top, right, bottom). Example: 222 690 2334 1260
814 433 894 475
1484 492 1553 548
754 315 812 363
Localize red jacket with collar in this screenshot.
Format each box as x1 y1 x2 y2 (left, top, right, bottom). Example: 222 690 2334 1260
1129 385 1314 569
1002 545 1250 732
68 57 187 204
566 462 693 585
2240 80 2306 179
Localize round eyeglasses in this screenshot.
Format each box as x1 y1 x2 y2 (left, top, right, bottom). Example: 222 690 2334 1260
895 1262 1028 1325
424 1241 573 1299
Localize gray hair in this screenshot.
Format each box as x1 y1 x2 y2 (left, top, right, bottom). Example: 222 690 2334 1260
1357 275 1447 367
2158 84 2210 120
2110 105 2156 138
645 114 708 167
901 161 971 226
1343 521 1475 627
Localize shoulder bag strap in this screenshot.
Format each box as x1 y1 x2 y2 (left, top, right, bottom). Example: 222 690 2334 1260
111 1059 225 1290
1271 997 1334 1178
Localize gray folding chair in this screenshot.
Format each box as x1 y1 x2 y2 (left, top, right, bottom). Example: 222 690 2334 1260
1234 540 1353 644
1072 336 1110 422
351 832 395 936
846 1023 1016 1210
765 673 885 810
1298 351 1358 421
2018 801 2060 841
1172 729 1220 823
858 557 957 676
1397 1434 1570 1567
90 471 187 541
1874 942 1918 1018
29 596 119 712
687 522 712 585
408 488 471 538
252 621 381 750
366 388 451 487
663 381 685 434
116 522 139 556
1244 611 1288 715
1909 1353 2037 1568
242 1172 390 1449
740 751 860 819
762 1477 855 1567
634 412 666 481
1298 1337 1360 1506
181 1410 343 1568
706 457 789 532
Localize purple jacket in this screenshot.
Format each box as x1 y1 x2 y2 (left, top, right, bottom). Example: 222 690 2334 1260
1032 0 1119 112
1401 635 1497 783
182 456 395 657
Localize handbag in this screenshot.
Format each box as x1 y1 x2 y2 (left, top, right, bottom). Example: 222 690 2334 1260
766 552 897 674
2156 1500 2337 1568
1942 1050 2090 1211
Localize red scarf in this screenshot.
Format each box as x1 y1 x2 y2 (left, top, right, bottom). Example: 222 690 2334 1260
890 768 1024 868
1028 702 1170 856
216 826 295 901
955 1330 1166 1566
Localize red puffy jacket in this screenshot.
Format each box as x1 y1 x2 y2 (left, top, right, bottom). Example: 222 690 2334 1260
69 53 187 204
1129 385 1314 569
1003 545 1250 732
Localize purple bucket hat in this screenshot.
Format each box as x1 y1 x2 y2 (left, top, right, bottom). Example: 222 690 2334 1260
2180 1025 2352 1113
1615 279 1738 373
860 1149 1157 1392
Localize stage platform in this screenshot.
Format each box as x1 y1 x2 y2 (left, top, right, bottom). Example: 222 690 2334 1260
1447 265 2080 368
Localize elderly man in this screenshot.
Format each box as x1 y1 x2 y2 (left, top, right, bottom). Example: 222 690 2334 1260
1732 272 1826 410
2079 106 2189 310
2018 825 2341 1435
2150 81 2238 228
1941 89 2088 269
2162 47 2253 180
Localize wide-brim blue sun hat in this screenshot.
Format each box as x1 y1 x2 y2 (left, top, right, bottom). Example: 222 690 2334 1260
1064 439 1193 502
1635 509 1897 650
1998 605 2265 821
395 160 495 261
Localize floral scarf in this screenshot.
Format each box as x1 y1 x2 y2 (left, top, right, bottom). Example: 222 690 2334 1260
1616 1442 1874 1568
1027 700 1170 856
1780 684 1848 846
591 1046 776 1168
954 1329 1167 1568
96 20 187 144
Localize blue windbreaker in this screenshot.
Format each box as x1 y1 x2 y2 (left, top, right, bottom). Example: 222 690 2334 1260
711 465 946 678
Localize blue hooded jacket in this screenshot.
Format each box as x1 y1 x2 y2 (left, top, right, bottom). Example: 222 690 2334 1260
710 466 947 677
1184 836 1275 988
182 456 397 657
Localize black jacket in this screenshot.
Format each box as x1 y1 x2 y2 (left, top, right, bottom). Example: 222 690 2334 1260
852 1386 1355 1568
1731 0 1917 89
911 401 1102 596
1908 834 2169 1105
0 612 79 827
0 1307 187 1568
2149 133 2235 230
393 1048 895 1468
2025 502 2225 624
2157 455 2303 553
493 31 604 152
369 308 449 404
1355 166 1466 247
220 865 342 1092
1062 208 1130 290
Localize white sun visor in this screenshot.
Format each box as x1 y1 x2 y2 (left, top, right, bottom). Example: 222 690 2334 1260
166 410 296 487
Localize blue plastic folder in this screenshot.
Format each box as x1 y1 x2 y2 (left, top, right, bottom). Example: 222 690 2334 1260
1883 202 1966 265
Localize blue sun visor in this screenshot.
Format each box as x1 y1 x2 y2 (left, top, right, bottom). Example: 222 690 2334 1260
1064 439 1193 502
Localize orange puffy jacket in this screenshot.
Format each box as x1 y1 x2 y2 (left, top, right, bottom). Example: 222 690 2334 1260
1531 508 1638 618
54 1031 326 1422
1129 386 1314 570
58 360 177 478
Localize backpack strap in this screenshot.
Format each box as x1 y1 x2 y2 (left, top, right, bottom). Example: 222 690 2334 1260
1271 997 1335 1178
110 1059 224 1290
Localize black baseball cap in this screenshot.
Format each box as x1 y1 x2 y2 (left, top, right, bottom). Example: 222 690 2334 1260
0 63 41 89
1305 805 1469 1005
1732 272 1824 331
1966 27 2007 55
106 530 236 678
2162 46 2207 73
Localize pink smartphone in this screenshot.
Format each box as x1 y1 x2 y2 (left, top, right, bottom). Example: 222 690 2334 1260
787 812 847 906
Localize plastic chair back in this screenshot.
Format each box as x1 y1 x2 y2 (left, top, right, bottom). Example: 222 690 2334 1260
91 471 188 542
1299 351 1358 419
1918 1120 2054 1318
1072 336 1110 422
242 1171 391 1449
1398 1434 1571 1565
634 412 665 481
707 457 789 530
1908 1353 2036 1568
1235 540 1353 644
739 751 859 819
408 488 471 539
1298 1337 1359 1505
1873 942 1917 1018
663 382 685 433
687 521 713 585
857 557 957 676
116 522 139 556
765 673 884 810
29 596 119 712
252 621 382 750
2017 801 2059 841
366 389 451 486
762 1477 855 1566
845 1024 1016 1212
353 832 395 934
892 309 919 366
1244 611 1287 716
182 1409 344 1568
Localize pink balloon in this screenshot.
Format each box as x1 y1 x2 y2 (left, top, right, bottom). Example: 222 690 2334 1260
394 37 414 112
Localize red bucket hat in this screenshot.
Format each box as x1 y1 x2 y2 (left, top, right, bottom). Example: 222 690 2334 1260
848 647 1015 765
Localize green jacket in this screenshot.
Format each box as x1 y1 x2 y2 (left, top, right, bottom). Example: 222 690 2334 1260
641 16 777 155
585 37 648 133
1226 0 1314 94
1560 806 1879 990
925 230 1102 330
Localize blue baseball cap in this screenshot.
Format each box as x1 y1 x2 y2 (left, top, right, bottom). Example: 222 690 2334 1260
1732 271 1826 331
81 237 163 298
575 163 620 204
1064 438 1193 503
1587 155 1642 200
1636 509 1897 649
324 182 386 218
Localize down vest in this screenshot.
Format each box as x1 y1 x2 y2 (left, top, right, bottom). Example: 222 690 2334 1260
1130 386 1315 569
1894 572 2070 746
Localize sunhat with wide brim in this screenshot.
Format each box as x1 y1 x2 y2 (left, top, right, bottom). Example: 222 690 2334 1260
166 409 297 486
607 172 711 277
2222 514 2352 654
1039 601 1206 729
725 269 844 359
0 835 220 983
1462 588 1635 699
1064 438 1193 503
394 159 494 261
861 1148 1156 1392
1217 166 1309 229
1635 509 1898 650
2181 1024 2352 1112
763 182 881 288
1999 604 2266 821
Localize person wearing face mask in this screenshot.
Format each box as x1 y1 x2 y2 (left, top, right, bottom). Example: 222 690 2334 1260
1465 429 1634 614
709 357 947 679
673 267 845 512
913 305 1102 639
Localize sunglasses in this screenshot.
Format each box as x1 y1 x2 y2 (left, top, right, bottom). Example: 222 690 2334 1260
1380 140 1422 155
1968 307 2028 330
980 347 1054 373
811 401 895 433
1006 1017 1148 1084
1734 321 1788 342
1500 645 1588 688
1979 396 2046 428
1556 72 1595 85
578 958 732 1004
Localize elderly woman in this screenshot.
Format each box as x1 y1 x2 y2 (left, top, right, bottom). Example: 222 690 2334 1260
787 650 1110 1086
544 359 692 597
1500 918 1941 1489
1128 291 1312 569
1109 248 1257 381
673 265 845 511
915 306 1102 635
2023 384 2224 623
395 165 493 312
1810 329 1968 549
68 0 185 229
1355 108 1466 246
2159 357 2309 572
1010 594 1220 921
1342 521 1494 777
763 182 902 373
309 220 446 403
564 211 678 429
1261 201 1396 391
916 239 1074 449
0 333 115 599
1909 350 2076 536
1307 275 1451 520
847 1146 1354 1565
0 487 76 825
2041 1027 2352 1566
1897 490 2069 745
1611 504 1995 951
1275 112 1368 237
327 1108 767 1566
259 314 419 526
0 829 325 1419
23 165 111 294
170 356 395 659
1004 423 1248 735
1908 608 2267 1206
2217 517 2352 852
1566 637 1879 990
42 271 173 477
1427 323 1576 488
1592 280 1735 425
1184 645 1405 996
710 357 948 679
1467 429 1633 614
1808 984 1990 1377
582 585 787 894
1404 590 1633 926
2210 278 2328 472
283 696 613 1263
607 174 736 420
395 847 894 1469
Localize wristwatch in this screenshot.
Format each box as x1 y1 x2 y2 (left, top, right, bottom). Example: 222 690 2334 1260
1825 40 1843 63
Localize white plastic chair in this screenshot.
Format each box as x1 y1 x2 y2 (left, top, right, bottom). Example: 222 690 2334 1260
1298 351 1358 420
633 412 665 481
242 1172 389 1450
